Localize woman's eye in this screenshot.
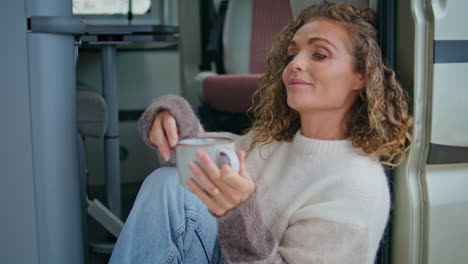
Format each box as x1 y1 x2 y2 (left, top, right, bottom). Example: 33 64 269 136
313 53 327 60
286 55 296 62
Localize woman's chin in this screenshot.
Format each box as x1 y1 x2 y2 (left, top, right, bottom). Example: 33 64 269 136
286 98 303 112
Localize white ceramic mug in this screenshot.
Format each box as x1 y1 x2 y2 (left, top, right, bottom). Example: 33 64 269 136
176 137 240 189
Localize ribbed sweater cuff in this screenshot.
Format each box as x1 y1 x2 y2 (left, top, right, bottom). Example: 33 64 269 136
138 95 204 161
217 191 277 263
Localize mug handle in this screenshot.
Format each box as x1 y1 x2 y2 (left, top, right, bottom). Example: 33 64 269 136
217 148 240 173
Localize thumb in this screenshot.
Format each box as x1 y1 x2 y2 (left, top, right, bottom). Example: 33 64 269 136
236 150 249 177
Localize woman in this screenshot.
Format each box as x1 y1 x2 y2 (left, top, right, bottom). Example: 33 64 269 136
110 2 412 263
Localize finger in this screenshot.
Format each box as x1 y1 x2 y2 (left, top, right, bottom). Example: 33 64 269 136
188 161 237 210
196 151 239 195
197 151 221 180
217 150 249 189
188 161 222 197
221 151 255 195
163 114 178 147
151 116 171 160
149 115 161 146
237 150 254 183
237 150 248 177
218 164 247 191
215 164 256 208
186 179 226 217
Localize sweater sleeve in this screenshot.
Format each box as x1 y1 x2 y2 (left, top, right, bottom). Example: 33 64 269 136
216 192 285 264
277 207 371 264
216 166 389 264
138 95 204 162
217 197 377 264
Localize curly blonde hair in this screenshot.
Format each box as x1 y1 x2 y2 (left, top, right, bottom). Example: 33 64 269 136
248 1 412 167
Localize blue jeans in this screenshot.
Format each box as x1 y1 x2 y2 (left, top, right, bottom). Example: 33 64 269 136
109 167 223 264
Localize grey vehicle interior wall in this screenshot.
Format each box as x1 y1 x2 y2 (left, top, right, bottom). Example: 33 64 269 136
27 0 84 263
0 0 85 263
0 1 39 263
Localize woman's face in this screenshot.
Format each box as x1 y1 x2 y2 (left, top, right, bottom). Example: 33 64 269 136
282 19 364 117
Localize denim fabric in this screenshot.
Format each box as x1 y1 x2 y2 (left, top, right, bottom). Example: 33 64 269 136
109 167 223 264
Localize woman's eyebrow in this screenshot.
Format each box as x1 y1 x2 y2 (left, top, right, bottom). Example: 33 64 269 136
288 38 337 50
287 40 297 47
308 37 337 49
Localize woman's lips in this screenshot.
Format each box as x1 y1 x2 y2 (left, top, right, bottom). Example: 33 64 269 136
288 78 312 86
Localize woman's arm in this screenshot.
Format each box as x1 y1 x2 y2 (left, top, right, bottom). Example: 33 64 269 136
217 195 379 264
138 94 253 163
216 166 389 264
139 94 204 149
217 192 285 264
138 95 204 164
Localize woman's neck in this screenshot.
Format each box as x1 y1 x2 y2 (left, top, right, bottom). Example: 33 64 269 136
299 111 347 140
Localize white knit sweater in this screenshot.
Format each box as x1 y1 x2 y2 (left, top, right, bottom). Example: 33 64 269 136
139 95 390 263
226 130 390 263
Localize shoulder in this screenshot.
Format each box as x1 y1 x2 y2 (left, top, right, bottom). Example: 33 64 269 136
335 149 386 180
301 152 390 227
347 151 386 179
326 150 389 205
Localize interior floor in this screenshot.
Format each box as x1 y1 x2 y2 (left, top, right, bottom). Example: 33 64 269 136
86 182 142 264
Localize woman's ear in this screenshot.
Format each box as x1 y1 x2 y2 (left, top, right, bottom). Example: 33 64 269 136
352 72 365 91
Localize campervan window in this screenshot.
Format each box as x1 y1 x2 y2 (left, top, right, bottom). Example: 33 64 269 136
72 0 178 26
73 0 151 15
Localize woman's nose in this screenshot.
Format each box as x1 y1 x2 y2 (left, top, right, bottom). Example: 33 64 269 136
289 55 305 72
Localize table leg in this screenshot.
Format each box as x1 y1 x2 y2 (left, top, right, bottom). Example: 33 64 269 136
101 45 121 218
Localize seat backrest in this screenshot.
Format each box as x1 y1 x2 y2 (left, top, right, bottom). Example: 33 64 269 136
248 0 293 73
222 0 293 75
201 0 373 116
222 0 371 75
290 0 372 16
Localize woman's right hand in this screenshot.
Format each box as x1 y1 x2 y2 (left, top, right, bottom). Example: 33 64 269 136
149 111 178 161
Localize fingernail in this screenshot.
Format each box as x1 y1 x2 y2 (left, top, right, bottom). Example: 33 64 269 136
186 179 194 188
197 151 205 158
188 161 195 168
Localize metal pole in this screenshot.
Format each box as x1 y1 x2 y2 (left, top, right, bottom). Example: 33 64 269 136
26 0 84 263
1 0 39 262
101 45 122 218
160 0 170 25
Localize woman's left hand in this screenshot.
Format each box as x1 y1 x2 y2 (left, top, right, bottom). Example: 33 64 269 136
187 150 255 217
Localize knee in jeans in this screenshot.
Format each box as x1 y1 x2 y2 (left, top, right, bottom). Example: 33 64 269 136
140 167 180 193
